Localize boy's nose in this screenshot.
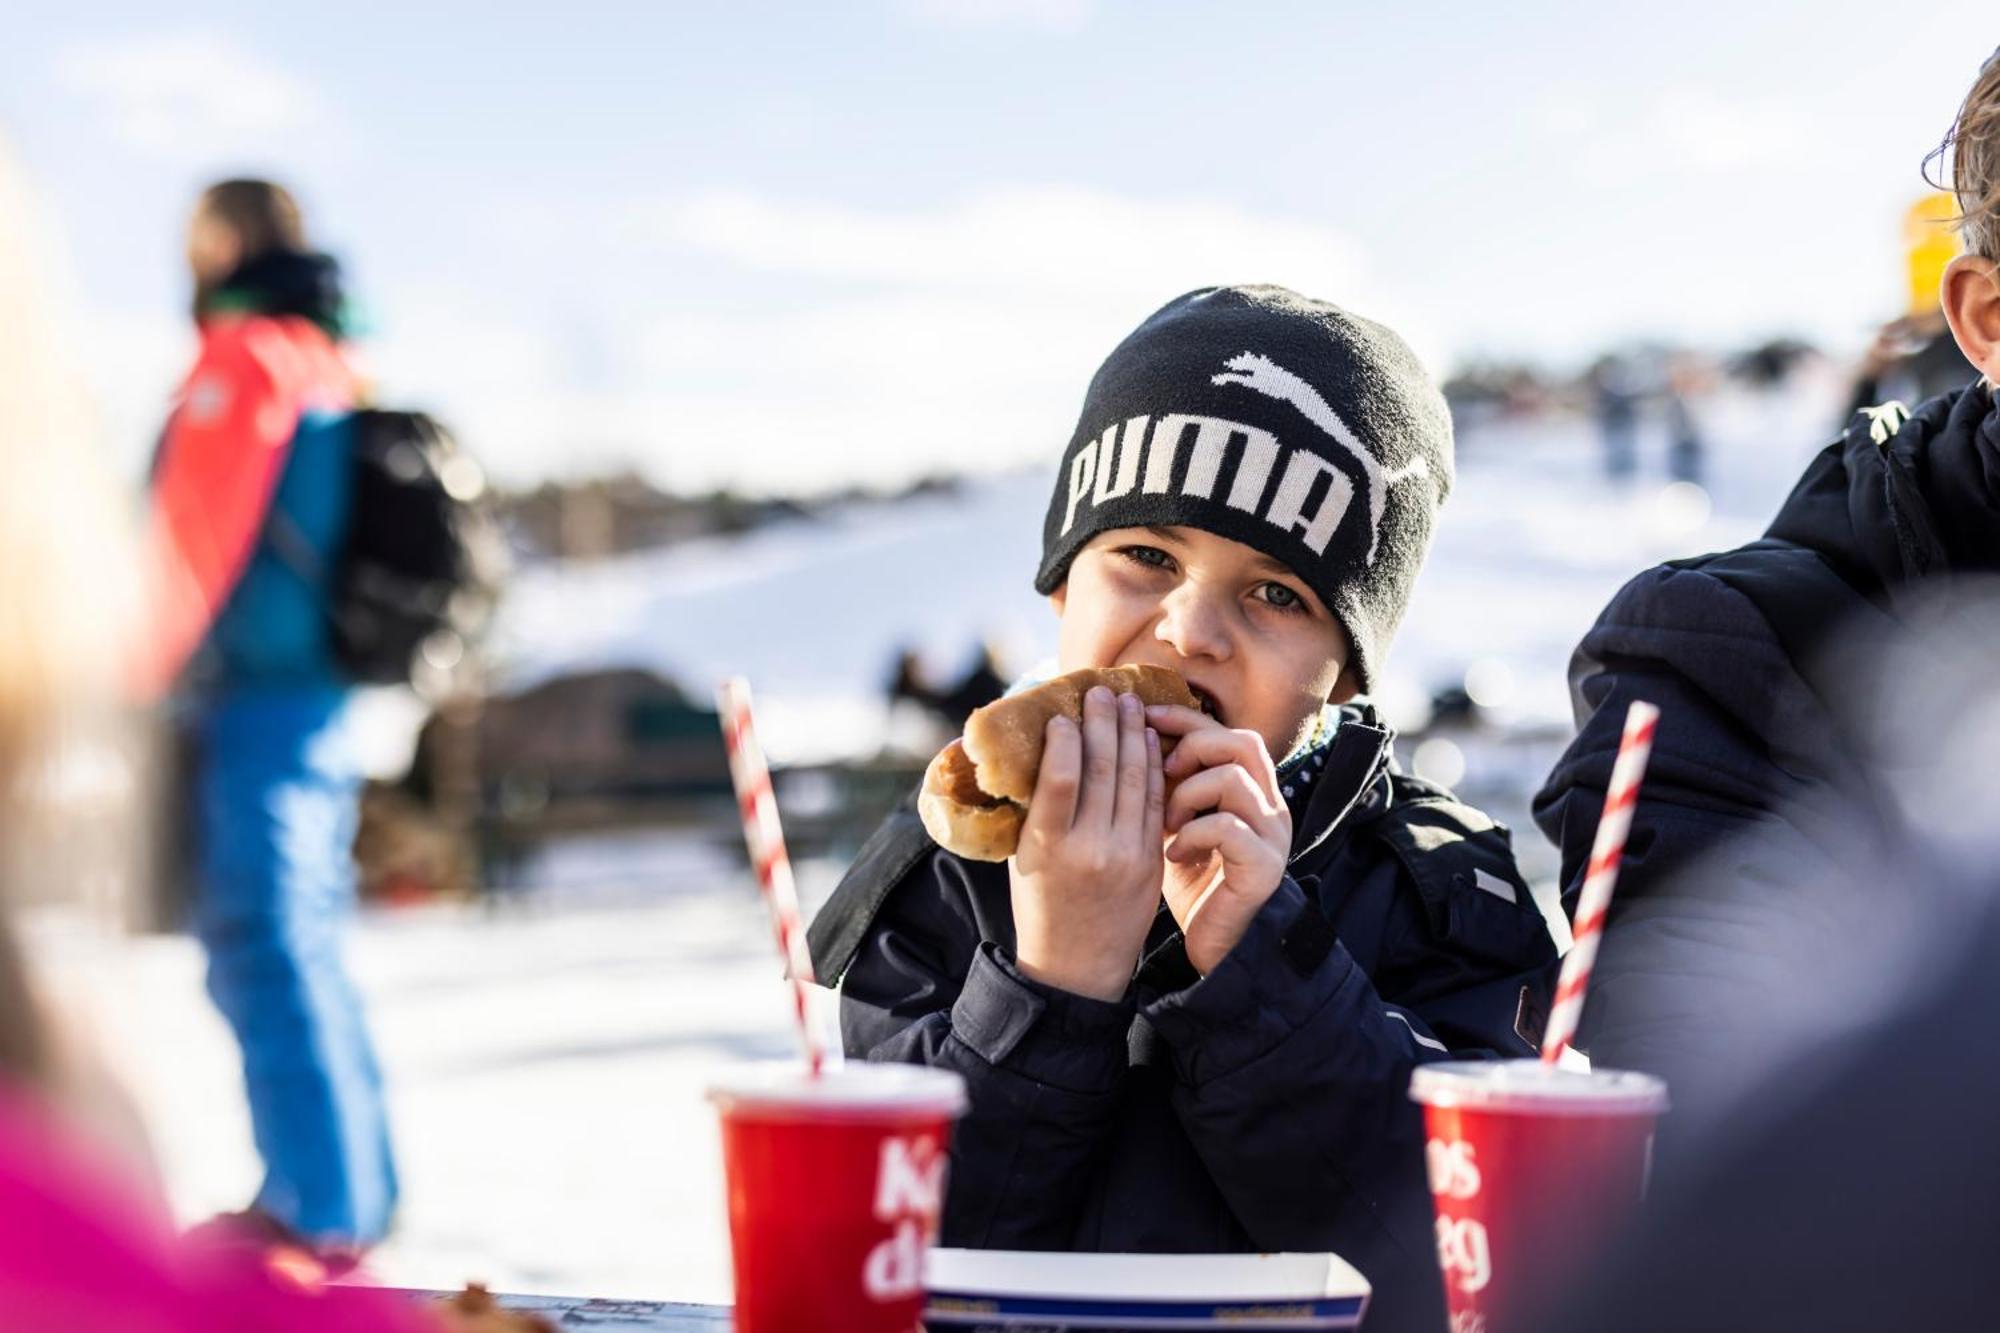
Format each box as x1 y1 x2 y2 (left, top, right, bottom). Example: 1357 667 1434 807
1154 588 1232 663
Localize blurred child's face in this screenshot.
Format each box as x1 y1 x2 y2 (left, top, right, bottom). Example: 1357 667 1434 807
1050 525 1358 763
186 209 240 286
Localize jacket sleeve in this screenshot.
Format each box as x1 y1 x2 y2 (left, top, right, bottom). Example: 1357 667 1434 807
833 836 1134 1249
135 322 305 698
1137 807 1556 1329
1529 562 1844 1084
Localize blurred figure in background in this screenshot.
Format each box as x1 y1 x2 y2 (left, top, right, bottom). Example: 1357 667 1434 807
139 179 397 1259
886 647 935 714
1662 353 1708 487
1588 352 1643 481
935 641 1009 726
1533 45 2000 1142
1842 308 1978 421
0 135 147 1168
0 131 449 1333
888 636 1008 736
1841 188 1983 420
883 647 953 759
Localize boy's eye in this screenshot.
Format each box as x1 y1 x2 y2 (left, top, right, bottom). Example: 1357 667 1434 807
1117 545 1175 571
1258 581 1307 612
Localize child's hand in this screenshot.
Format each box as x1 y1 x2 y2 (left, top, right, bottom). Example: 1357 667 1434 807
1008 686 1166 1002
1145 704 1292 976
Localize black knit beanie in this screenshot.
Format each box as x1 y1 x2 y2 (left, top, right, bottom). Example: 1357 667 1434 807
1034 285 1453 693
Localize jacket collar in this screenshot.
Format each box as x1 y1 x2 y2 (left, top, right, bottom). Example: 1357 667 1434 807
1765 382 2000 604
1288 703 1393 865
203 249 349 338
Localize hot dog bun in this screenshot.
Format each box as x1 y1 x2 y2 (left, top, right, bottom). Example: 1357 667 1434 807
917 737 1025 863
918 664 1197 861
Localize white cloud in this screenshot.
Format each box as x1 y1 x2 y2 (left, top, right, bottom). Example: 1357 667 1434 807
899 0 1095 32
626 288 1120 488
1641 85 1812 171
55 31 333 163
1551 82 1823 183
591 187 1419 493
642 185 1372 307
363 288 1095 494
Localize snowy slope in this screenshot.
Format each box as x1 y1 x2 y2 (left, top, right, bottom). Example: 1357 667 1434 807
493 472 1056 764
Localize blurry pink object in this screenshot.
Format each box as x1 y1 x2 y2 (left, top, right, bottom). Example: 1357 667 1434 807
0 1080 435 1332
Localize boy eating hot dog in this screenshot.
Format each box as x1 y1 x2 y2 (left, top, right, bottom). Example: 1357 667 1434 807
807 285 1559 1330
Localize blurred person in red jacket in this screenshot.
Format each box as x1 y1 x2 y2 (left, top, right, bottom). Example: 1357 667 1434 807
140 178 398 1263
0 136 452 1333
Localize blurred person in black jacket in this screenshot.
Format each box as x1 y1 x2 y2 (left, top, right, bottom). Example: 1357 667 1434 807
1545 586 2000 1330
1533 48 2000 1137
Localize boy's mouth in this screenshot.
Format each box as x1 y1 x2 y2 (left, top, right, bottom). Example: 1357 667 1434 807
1187 683 1223 724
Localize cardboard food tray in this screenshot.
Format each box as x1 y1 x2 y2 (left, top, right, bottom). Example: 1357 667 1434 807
923 1249 1370 1330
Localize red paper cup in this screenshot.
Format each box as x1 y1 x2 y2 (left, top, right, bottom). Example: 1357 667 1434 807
709 1062 968 1333
1410 1060 1667 1333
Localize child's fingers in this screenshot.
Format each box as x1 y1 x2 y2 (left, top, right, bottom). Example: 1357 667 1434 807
1112 691 1149 829
1073 686 1119 830
1165 810 1265 869
1025 713 1081 835
1156 726 1281 799
1143 728 1165 847
1164 763 1284 839
1142 703 1223 738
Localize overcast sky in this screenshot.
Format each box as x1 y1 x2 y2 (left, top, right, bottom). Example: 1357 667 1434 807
4 1 1993 492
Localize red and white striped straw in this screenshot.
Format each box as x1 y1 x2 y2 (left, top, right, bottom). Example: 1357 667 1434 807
1541 700 1660 1064
716 677 823 1077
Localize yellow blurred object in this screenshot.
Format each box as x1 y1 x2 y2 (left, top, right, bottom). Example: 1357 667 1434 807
1905 192 1962 316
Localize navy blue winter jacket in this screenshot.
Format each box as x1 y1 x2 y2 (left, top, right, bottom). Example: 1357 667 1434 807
808 705 1560 1332
1533 383 2000 1106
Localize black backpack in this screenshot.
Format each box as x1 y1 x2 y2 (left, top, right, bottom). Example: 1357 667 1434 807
317 409 504 688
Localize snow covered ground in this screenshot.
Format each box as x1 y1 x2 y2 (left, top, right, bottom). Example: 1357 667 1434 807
43 375 1851 1306
43 840 849 1306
